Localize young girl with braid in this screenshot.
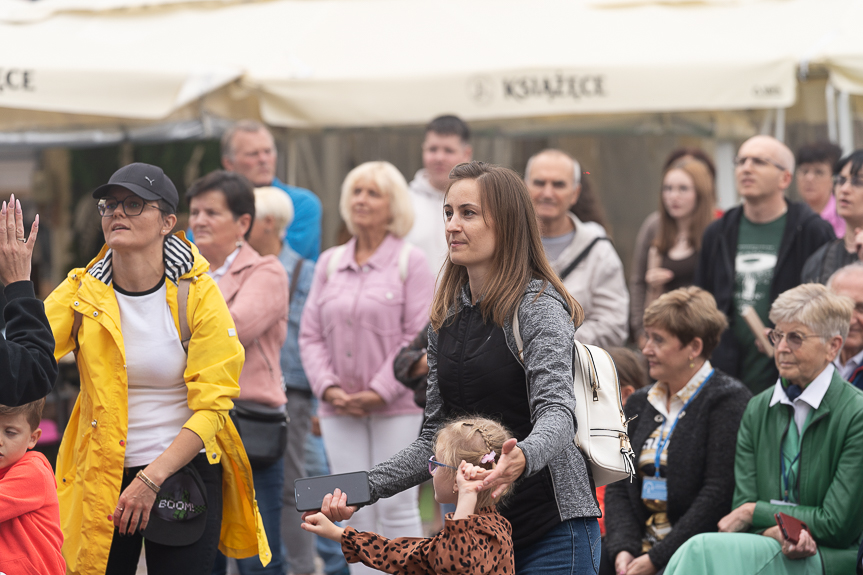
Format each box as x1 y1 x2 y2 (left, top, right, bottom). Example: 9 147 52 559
302 417 515 575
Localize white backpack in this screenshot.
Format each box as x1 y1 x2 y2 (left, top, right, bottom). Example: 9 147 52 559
512 304 636 487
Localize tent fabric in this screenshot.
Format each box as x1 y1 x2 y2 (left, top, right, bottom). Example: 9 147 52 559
0 0 857 132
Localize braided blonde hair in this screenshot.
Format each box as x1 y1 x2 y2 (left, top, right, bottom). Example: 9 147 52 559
434 416 514 509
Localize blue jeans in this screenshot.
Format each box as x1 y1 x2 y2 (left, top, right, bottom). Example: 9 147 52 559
515 517 601 575
212 457 285 575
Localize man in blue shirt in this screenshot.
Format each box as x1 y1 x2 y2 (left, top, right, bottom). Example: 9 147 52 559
221 120 322 260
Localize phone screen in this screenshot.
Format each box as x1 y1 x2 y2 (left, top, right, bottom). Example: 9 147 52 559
295 471 371 512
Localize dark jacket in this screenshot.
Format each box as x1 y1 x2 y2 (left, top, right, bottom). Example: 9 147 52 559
849 365 863 391
393 323 430 408
694 200 834 381
604 369 752 568
1 281 58 406
801 239 858 285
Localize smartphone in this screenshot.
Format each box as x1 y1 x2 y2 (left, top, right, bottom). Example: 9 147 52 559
295 471 371 512
774 512 808 545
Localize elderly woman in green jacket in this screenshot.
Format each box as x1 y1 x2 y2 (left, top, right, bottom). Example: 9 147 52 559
664 283 863 575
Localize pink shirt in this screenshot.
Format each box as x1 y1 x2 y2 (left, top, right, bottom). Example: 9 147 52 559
300 235 433 418
821 194 846 239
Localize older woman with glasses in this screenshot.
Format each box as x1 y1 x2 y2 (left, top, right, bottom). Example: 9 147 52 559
664 283 863 575
45 163 268 575
803 150 863 284
605 287 751 575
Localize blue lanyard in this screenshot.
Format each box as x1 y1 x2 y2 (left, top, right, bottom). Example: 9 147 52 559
653 369 715 478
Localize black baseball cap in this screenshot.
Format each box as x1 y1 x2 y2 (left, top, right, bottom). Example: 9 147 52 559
141 463 208 547
93 163 179 213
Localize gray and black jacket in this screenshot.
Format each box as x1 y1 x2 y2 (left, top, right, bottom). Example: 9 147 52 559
368 279 600 522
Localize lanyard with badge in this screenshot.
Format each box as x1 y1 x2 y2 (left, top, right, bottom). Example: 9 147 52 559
641 370 715 501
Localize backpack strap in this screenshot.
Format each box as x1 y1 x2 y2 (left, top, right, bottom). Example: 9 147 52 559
326 245 347 280
289 258 305 303
558 236 611 280
177 278 192 354
512 302 524 363
397 242 411 283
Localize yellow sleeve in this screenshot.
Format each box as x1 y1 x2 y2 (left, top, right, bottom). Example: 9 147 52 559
179 276 245 462
44 270 83 360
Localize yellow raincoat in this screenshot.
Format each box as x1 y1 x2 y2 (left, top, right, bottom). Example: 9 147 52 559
45 233 271 574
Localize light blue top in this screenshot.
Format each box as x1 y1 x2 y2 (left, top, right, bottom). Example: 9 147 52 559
278 243 315 391
272 177 322 261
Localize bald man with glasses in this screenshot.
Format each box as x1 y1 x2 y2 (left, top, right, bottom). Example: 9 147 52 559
695 135 834 395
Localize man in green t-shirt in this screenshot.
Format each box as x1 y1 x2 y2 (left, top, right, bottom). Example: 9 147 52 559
695 135 834 394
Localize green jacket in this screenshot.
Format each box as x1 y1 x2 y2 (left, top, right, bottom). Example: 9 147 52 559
733 369 863 575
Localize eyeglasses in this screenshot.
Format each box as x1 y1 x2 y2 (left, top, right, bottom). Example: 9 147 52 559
734 156 787 171
98 197 162 217
767 329 823 350
833 175 863 189
428 455 457 475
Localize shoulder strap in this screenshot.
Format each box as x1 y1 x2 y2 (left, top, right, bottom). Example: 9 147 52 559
397 242 412 283
512 302 524 363
327 245 347 280
289 258 305 302
177 278 192 354
558 236 611 280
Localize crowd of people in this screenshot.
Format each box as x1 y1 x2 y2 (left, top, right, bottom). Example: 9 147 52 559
1 112 863 575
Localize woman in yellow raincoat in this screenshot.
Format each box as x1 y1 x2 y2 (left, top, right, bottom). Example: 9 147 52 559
45 163 270 575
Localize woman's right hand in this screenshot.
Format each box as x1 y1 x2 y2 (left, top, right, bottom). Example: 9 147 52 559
302 488 358 523
323 386 366 416
644 267 674 288
615 551 635 575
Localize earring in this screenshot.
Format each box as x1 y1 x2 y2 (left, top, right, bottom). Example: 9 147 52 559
453 485 457 494
235 240 243 248
689 357 695 369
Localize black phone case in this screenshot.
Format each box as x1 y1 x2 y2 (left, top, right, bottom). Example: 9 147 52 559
295 471 371 512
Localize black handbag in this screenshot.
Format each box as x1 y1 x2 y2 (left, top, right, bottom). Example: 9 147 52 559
230 400 288 469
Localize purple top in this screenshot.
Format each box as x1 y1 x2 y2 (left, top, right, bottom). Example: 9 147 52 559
300 234 433 418
821 194 846 239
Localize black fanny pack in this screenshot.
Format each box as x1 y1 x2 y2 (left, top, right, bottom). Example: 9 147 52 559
230 400 288 469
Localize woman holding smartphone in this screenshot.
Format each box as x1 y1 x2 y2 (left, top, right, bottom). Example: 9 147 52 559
313 162 601 575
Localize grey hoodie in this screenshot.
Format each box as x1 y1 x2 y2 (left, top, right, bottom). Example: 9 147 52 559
368 279 600 522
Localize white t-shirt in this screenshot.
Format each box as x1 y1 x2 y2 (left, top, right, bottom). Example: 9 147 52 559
404 169 448 279
115 277 193 468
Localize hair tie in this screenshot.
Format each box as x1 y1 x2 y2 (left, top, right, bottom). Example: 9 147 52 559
481 451 496 464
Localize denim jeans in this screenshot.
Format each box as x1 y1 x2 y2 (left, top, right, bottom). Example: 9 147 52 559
515 517 601 575
212 457 285 575
105 453 223 575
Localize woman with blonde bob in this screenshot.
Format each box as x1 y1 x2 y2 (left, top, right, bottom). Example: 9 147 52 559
300 161 435 574
313 162 602 575
605 287 751 575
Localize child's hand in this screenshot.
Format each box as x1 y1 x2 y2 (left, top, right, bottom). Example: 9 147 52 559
456 461 486 495
302 512 346 542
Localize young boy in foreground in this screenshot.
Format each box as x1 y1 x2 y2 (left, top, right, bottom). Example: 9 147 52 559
0 398 65 574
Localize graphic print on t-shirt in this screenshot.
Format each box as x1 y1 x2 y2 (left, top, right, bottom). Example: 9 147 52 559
735 251 778 309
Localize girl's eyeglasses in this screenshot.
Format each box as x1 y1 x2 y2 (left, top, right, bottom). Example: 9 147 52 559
428 455 457 475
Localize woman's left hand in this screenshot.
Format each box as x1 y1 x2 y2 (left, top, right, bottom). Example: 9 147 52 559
764 525 818 560
344 390 385 412
114 475 159 535
624 554 657 575
480 438 524 499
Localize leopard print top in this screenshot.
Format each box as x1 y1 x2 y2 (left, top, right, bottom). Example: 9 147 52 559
341 507 514 574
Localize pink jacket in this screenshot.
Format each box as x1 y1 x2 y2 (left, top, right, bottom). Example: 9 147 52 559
300 235 433 417
219 243 289 407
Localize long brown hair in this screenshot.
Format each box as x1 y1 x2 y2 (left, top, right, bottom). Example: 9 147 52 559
654 157 714 254
430 162 583 330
